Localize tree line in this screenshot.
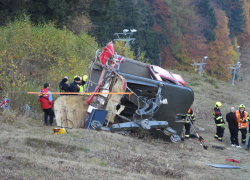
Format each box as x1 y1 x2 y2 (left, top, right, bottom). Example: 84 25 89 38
0 0 250 80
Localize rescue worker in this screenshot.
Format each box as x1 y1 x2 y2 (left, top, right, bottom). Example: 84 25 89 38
38 82 54 126
213 102 225 142
235 104 249 145
183 108 196 139
69 77 80 93
82 75 88 88
59 76 68 92
226 107 241 148
77 76 84 93
60 78 70 95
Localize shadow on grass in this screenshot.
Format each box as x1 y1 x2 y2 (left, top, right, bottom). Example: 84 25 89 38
25 137 90 153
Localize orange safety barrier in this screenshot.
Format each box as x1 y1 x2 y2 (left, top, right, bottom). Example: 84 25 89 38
27 92 134 101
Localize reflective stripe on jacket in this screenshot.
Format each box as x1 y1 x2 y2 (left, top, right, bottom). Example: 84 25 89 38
182 108 195 123
235 110 249 129
213 108 225 125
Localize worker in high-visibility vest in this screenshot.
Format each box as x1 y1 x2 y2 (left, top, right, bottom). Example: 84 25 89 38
213 102 225 142
235 104 249 145
81 75 89 94
82 75 88 89
182 108 195 139
77 76 84 93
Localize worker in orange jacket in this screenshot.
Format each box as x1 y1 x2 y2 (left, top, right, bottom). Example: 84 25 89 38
235 104 249 145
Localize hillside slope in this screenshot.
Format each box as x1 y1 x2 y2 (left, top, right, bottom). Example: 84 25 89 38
1 50 250 179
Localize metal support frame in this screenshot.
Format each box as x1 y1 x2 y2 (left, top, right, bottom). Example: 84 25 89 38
114 29 137 55
227 61 241 86
191 56 207 75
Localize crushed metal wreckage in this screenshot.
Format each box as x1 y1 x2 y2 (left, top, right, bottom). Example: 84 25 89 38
81 44 194 143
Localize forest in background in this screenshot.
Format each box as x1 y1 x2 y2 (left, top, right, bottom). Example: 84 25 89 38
1 0 250 82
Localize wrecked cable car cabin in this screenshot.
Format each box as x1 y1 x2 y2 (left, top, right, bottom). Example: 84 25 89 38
80 50 194 143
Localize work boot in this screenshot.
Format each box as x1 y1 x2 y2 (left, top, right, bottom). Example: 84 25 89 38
214 136 218 139
218 139 223 142
245 147 249 151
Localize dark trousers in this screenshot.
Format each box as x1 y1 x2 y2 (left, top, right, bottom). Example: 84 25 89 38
239 128 247 143
216 126 224 139
43 107 54 125
185 123 190 138
247 137 250 148
229 126 239 146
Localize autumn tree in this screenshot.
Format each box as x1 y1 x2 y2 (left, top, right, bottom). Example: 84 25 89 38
217 0 245 38
196 0 217 41
206 9 237 80
237 0 250 47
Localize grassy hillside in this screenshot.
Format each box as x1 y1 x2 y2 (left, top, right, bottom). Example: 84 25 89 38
1 52 250 180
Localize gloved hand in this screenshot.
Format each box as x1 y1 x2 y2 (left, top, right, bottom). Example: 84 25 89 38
221 124 225 129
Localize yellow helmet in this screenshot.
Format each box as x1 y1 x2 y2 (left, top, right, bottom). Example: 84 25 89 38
215 102 222 108
239 104 245 110
83 75 88 81
74 75 78 79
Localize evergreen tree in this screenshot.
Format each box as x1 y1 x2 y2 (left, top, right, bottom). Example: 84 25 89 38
0 0 86 25
89 0 160 63
0 0 26 26
229 0 245 36
217 0 245 37
196 0 217 41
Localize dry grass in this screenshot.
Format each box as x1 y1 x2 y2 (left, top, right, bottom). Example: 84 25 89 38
0 110 250 180
1 48 250 179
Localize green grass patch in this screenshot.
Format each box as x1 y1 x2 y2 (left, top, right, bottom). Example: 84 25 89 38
25 138 90 153
98 160 108 167
190 82 200 86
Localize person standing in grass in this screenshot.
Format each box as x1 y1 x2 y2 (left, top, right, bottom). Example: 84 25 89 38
226 107 241 148
235 104 249 145
60 77 70 95
59 76 69 92
59 76 68 93
38 82 54 126
69 77 81 93
213 102 225 142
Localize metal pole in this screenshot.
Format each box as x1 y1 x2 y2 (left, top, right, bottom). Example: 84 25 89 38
159 54 161 67
237 47 239 62
232 67 236 86
237 46 240 76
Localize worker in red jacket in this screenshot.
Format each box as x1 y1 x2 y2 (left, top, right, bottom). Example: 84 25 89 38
38 82 54 126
